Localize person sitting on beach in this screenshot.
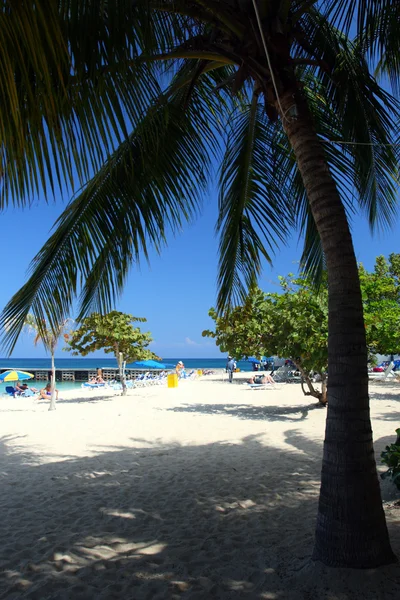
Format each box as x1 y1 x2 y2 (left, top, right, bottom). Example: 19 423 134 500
13 384 25 397
95 375 105 384
248 373 275 385
19 383 39 393
40 383 59 401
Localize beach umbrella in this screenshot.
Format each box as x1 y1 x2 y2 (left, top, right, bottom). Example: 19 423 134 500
0 369 34 382
248 357 261 364
132 359 168 369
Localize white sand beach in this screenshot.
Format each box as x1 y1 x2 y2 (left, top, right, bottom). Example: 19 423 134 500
0 373 399 599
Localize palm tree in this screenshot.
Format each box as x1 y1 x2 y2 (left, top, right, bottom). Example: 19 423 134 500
24 315 71 411
1 1 399 567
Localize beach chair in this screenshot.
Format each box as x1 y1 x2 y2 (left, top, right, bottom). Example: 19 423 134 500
133 373 148 387
272 366 292 382
180 369 196 380
369 362 395 381
4 386 16 397
247 383 275 390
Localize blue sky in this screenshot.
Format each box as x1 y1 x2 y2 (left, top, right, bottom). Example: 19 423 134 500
0 186 399 359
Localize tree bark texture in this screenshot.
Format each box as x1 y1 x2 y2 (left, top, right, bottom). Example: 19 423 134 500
116 345 127 396
279 90 396 567
49 353 56 411
295 360 326 405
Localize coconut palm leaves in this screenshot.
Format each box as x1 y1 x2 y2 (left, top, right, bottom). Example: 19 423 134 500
1 0 400 353
0 1 173 205
0 61 234 349
217 93 294 310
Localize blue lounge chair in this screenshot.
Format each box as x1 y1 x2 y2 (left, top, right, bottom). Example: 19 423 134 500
5 386 16 396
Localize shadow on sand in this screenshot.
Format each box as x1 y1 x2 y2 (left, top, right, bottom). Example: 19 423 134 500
0 432 399 599
165 401 325 422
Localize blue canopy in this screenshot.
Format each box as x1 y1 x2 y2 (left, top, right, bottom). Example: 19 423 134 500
248 357 274 363
132 360 168 369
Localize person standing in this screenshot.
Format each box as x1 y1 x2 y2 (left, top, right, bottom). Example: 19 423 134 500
226 356 236 383
176 361 185 378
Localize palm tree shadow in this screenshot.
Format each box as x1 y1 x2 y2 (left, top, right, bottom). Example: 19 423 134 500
373 411 400 423
283 429 324 459
0 433 399 599
165 402 325 422
370 390 400 402
56 394 117 405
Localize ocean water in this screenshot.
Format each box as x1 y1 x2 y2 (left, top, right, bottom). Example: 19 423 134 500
0 357 271 395
0 357 259 371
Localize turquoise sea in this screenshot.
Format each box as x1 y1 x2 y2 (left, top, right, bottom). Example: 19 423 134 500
0 357 261 395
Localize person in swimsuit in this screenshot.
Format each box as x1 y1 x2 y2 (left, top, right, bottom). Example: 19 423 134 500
40 383 59 400
248 373 275 385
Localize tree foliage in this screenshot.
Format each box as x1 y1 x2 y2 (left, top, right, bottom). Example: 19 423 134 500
64 311 157 394
203 275 328 374
24 314 71 410
204 255 400 403
360 254 400 357
203 275 328 403
25 314 70 357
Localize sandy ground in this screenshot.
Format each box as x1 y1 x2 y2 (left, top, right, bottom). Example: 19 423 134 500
0 372 399 599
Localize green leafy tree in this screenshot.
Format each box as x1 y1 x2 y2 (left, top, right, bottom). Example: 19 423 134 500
64 312 156 395
204 286 269 361
1 0 400 568
24 315 72 411
205 257 400 405
204 278 329 404
263 276 328 404
360 254 400 358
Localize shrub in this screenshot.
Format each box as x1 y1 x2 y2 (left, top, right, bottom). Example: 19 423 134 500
381 429 400 490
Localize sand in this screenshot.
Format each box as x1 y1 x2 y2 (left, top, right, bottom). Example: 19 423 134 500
0 372 399 599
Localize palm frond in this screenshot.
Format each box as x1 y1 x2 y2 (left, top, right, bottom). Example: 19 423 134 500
323 0 400 91
325 46 399 229
326 0 391 39
294 12 400 228
216 93 293 311
0 61 233 354
367 2 400 95
0 1 187 205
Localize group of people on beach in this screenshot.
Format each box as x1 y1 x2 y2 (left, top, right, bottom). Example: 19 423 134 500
226 356 275 385
13 383 38 397
88 374 105 385
12 382 59 400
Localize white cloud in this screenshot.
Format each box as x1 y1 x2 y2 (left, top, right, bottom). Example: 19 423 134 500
150 338 214 349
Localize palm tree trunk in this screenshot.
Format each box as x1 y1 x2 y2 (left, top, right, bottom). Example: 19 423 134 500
321 376 327 406
116 347 127 396
49 352 56 411
278 90 396 567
